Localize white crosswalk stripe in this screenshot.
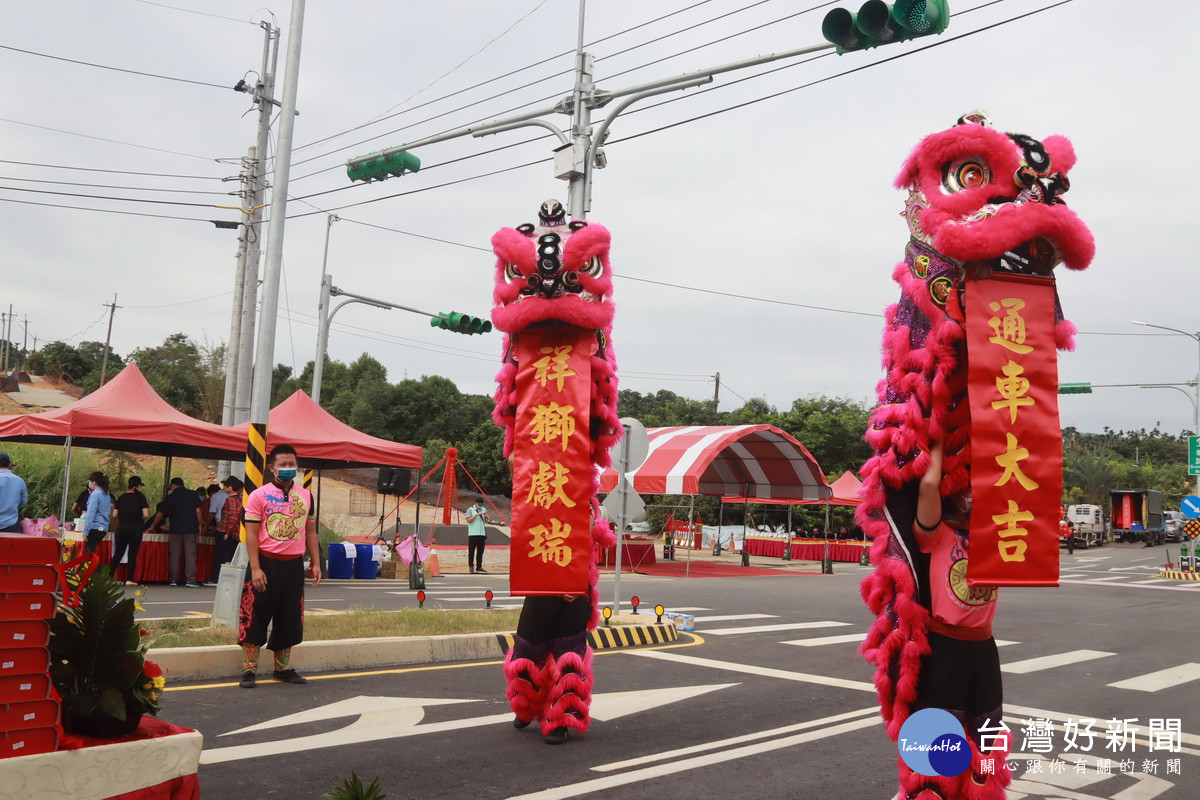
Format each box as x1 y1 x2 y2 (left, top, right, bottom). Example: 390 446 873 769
706 621 851 636
1001 650 1114 674
781 633 866 647
1107 663 1200 692
692 614 778 623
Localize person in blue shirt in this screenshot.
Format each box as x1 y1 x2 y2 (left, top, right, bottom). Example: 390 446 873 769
0 452 29 533
465 496 488 574
83 471 113 554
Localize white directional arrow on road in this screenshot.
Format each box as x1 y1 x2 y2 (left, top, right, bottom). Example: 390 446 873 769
201 684 737 764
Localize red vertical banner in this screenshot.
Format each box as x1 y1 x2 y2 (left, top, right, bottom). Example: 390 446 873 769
509 326 595 596
965 273 1062 587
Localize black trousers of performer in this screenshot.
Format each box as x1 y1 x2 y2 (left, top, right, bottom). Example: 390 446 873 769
516 595 590 647
468 535 486 571
110 524 144 581
238 554 306 652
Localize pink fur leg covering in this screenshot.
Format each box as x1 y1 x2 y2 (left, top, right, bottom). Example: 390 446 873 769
897 730 1012 800
540 646 594 737
504 637 550 724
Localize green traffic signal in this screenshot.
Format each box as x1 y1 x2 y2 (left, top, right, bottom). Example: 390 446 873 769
430 312 492 336
822 0 950 54
1058 383 1093 395
347 149 421 183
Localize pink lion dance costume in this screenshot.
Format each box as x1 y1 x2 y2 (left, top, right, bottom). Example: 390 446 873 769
491 199 620 745
857 112 1094 798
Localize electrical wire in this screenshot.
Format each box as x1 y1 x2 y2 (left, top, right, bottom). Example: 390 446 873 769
0 195 214 223
0 43 231 90
339 218 492 253
0 183 219 209
0 174 233 197
126 0 260 26
0 117 218 161
0 159 224 180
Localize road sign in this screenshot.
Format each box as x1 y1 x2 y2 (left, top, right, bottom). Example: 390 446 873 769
602 475 646 524
609 417 650 472
1181 495 1200 519
1184 519 1200 541
1190 436 1200 474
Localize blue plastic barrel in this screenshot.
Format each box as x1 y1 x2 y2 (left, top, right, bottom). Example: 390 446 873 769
353 544 379 579
327 544 354 579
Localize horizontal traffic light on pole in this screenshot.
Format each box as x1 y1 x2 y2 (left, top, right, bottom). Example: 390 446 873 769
1058 382 1093 395
822 0 950 54
347 149 421 183
430 312 492 335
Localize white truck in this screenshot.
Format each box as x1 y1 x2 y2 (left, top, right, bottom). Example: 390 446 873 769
1063 504 1106 548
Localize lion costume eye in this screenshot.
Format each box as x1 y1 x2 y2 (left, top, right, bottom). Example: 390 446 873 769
504 262 521 282
943 159 990 193
580 256 603 278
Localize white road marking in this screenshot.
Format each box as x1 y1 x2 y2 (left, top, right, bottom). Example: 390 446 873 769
704 620 852 636
1002 650 1115 674
1082 576 1126 582
780 633 866 647
627 649 875 692
691 614 778 623
591 705 879 772
1060 579 1200 593
1132 578 1173 584
1107 663 1200 692
505 716 879 800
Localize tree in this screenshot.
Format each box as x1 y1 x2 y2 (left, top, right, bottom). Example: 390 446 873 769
27 341 95 384
776 396 873 477
128 334 206 418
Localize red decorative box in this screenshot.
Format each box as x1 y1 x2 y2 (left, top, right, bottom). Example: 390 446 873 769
0 534 59 565
0 697 61 732
0 593 56 620
0 620 49 649
0 564 58 593
0 673 52 703
0 648 50 677
0 725 61 759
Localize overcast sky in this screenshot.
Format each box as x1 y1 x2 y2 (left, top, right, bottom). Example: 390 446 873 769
4 0 1197 444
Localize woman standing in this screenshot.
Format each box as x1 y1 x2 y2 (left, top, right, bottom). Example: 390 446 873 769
83 471 112 554
111 476 150 585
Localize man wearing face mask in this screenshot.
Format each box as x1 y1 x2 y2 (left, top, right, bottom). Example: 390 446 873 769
236 444 322 688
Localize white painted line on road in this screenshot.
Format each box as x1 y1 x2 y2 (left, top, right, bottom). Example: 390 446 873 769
1132 554 1162 561
1132 578 1173 584
705 621 852 636
1107 663 1200 692
1060 579 1200 593
1082 575 1126 582
780 633 865 647
591 705 879 772
1057 573 1086 579
1001 650 1114 674
506 716 879 800
627 649 875 692
995 640 1019 647
691 614 778 623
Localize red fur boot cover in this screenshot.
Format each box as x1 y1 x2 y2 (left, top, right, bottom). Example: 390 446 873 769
504 636 550 725
540 644 594 737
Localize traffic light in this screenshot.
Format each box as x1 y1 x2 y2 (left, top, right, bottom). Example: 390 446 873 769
430 312 492 335
347 148 421 183
822 0 950 54
1058 382 1093 394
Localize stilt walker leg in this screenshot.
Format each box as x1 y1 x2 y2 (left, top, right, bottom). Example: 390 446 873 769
504 635 549 729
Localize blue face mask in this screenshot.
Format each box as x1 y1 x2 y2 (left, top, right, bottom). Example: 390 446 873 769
276 467 298 482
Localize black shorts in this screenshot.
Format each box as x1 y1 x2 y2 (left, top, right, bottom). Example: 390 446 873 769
237 556 306 651
915 631 1003 717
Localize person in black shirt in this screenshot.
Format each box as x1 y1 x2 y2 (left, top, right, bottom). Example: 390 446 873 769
162 477 202 587
111 476 150 586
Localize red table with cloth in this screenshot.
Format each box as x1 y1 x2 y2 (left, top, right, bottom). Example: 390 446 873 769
60 531 215 583
742 536 867 562
0 717 202 800
597 536 657 570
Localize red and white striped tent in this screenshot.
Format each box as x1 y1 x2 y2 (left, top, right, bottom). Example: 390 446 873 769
598 425 831 500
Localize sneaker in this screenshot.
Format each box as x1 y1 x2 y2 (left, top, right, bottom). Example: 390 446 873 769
239 670 256 689
469 569 475 574
544 726 570 745
475 568 488 574
186 581 204 588
272 669 308 684
513 716 532 730
124 581 139 587
168 580 181 587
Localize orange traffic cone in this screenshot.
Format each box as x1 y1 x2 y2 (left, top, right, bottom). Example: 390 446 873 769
426 545 441 577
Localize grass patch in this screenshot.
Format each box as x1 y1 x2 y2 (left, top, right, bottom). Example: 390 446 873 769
143 607 522 648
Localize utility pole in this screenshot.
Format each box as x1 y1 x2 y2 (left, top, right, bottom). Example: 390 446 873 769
21 315 27 369
310 214 340 403
245 0 306 496
219 20 280 480
1 309 8 372
99 294 119 386
712 372 721 408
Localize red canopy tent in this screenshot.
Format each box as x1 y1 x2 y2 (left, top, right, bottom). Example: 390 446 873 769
722 471 863 507
235 390 422 470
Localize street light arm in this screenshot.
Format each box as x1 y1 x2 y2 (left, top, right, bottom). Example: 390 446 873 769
1132 320 1200 340
472 118 569 145
330 287 435 318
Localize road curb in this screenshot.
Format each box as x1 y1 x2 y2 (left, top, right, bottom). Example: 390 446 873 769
1159 570 1200 581
152 623 680 682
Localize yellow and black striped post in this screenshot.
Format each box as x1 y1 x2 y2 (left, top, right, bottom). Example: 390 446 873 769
240 422 268 543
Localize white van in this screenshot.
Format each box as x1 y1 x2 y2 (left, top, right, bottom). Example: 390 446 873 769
1065 504 1106 548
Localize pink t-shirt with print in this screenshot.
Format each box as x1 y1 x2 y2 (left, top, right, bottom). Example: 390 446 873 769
916 524 998 631
244 482 314 557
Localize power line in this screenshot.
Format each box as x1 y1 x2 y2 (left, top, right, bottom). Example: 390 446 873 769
0 194 213 223
0 174 233 197
0 43 231 90
0 117 218 161
0 158 224 180
126 0 261 26
0 183 218 209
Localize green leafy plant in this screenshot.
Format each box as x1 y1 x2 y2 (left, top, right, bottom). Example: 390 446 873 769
323 772 386 800
48 566 163 724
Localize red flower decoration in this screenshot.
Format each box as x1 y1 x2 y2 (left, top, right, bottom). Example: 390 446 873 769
142 660 163 678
